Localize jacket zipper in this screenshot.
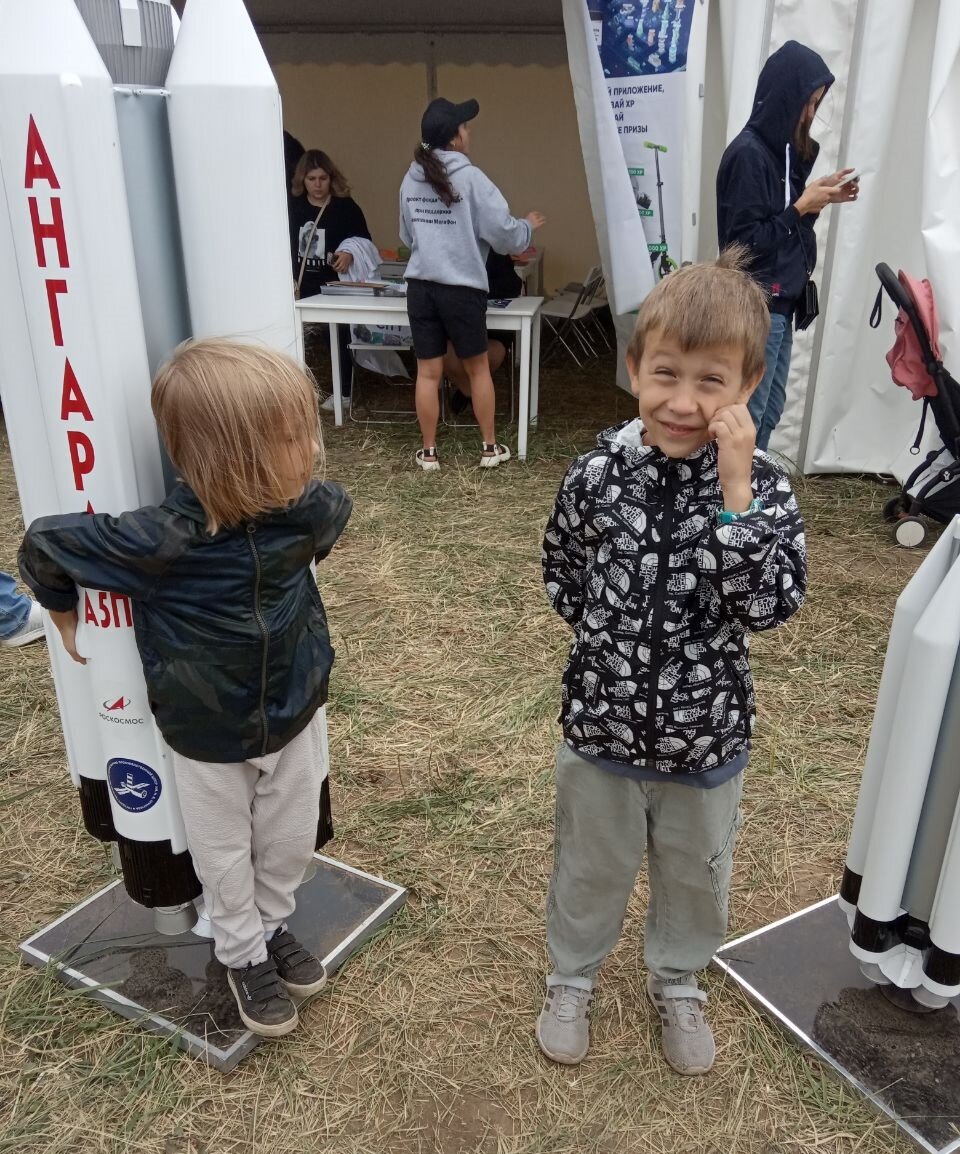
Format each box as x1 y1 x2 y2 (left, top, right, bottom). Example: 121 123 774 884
247 525 270 756
644 468 676 765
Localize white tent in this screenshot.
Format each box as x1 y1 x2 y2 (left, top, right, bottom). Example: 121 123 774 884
564 0 960 476
209 0 959 477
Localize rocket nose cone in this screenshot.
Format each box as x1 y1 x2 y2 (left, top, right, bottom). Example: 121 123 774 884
0 0 108 79
165 0 273 87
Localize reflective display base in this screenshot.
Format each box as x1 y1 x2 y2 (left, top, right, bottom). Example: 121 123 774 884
19 853 406 1071
714 896 960 1153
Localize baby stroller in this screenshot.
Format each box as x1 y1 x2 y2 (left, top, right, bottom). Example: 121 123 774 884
870 262 960 547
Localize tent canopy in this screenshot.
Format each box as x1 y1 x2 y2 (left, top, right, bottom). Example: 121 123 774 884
178 1 564 35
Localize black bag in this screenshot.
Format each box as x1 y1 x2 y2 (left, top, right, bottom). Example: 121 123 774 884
794 227 820 332
794 278 819 332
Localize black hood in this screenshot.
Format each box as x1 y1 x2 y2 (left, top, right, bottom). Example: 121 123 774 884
747 40 834 156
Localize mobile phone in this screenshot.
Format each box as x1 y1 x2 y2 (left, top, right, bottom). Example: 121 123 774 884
844 170 861 184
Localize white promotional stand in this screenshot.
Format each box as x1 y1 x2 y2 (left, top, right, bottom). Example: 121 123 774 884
716 518 960 1153
0 0 405 1066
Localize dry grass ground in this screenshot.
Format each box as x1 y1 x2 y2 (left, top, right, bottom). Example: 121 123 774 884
0 344 933 1153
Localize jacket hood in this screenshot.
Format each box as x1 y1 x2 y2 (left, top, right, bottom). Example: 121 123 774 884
597 418 718 477
747 40 834 155
407 149 472 182
161 482 322 529
163 483 207 524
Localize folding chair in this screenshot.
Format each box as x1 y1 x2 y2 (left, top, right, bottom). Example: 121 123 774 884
551 271 613 353
541 266 605 367
347 337 417 425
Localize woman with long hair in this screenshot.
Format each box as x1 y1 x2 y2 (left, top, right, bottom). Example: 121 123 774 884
716 41 859 450
289 149 371 408
399 97 544 471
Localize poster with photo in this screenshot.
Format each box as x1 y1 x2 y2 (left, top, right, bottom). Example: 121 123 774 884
588 0 695 278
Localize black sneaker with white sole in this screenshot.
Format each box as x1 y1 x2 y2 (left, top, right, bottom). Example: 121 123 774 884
227 956 298 1037
266 928 328 997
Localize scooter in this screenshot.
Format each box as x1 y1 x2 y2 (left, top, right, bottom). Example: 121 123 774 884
643 140 678 279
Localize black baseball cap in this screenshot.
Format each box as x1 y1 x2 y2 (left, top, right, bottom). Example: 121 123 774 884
420 97 480 148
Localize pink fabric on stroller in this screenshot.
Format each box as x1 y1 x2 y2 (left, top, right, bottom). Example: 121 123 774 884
887 271 943 400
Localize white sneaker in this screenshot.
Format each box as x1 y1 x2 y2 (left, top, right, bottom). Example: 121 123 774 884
1 601 45 648
319 393 351 413
480 442 511 469
415 448 441 472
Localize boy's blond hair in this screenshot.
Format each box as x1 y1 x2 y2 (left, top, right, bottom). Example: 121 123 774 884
151 339 322 533
627 246 770 382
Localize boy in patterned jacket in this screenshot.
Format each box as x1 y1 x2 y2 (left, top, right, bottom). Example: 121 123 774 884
537 249 806 1074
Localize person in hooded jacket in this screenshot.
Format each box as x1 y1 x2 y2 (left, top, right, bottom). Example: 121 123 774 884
716 40 859 450
399 97 545 471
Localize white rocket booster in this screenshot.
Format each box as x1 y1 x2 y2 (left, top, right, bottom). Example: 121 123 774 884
0 0 305 915
0 0 197 907
166 0 296 352
840 516 960 1007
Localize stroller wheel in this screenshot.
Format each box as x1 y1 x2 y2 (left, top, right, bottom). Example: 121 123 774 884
893 517 926 548
882 494 908 523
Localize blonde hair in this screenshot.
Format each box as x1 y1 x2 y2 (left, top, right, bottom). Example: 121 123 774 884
151 339 322 534
627 246 770 382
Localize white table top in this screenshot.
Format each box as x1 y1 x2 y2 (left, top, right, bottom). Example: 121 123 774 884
296 293 543 323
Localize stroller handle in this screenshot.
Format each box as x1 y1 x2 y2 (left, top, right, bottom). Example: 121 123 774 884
875 262 911 312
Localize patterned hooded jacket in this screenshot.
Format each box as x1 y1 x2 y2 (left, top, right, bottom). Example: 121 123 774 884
542 420 806 775
19 481 351 763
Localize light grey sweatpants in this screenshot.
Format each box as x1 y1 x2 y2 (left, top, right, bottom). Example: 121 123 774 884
172 708 328 969
546 742 743 986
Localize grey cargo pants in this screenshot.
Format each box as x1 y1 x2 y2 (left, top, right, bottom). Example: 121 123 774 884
546 742 743 986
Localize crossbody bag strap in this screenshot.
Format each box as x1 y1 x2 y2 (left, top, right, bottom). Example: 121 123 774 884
295 204 327 298
795 219 813 279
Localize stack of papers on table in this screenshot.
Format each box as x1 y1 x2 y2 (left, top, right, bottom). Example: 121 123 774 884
319 281 407 297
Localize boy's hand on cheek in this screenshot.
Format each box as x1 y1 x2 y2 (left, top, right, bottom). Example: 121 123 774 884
709 404 756 513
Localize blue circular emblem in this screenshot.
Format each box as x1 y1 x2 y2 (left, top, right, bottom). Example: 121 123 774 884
107 758 162 813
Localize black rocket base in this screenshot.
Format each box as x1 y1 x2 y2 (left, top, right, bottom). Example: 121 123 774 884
714 897 960 1154
18 854 406 1072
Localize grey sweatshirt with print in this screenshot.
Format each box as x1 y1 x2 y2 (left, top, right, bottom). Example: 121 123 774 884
399 151 532 292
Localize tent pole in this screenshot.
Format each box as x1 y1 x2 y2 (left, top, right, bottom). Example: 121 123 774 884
796 0 867 472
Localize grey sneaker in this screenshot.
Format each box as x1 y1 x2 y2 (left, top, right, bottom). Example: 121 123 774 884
536 979 593 1065
646 973 715 1075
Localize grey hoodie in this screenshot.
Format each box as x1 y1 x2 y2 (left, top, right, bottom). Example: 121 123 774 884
399 150 532 292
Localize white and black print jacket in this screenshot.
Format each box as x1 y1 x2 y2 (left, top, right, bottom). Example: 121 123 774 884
542 420 806 776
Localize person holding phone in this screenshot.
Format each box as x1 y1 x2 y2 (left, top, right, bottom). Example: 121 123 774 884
716 40 859 450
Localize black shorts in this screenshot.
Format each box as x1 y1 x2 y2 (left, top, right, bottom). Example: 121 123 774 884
406 278 489 361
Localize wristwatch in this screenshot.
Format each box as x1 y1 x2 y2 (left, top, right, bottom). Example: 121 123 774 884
718 497 763 525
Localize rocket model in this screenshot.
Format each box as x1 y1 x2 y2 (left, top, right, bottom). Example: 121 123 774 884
0 0 297 927
839 516 960 1009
